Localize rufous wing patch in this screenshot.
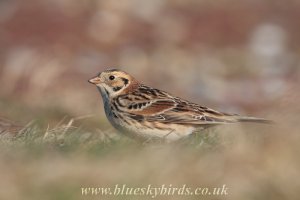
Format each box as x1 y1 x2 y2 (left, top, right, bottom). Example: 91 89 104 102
129 100 175 115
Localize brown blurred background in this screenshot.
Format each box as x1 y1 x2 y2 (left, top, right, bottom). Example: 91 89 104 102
1 1 300 200
0 0 299 126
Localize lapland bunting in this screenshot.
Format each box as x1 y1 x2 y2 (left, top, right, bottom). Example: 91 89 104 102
89 69 270 141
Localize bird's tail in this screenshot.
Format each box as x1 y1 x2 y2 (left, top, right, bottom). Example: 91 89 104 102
235 116 273 124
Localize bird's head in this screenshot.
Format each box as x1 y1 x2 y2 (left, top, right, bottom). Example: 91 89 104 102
89 69 139 98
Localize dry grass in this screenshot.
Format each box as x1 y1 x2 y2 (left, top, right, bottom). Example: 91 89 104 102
0 113 299 200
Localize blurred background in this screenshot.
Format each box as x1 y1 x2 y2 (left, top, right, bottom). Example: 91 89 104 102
0 0 299 123
0 0 300 200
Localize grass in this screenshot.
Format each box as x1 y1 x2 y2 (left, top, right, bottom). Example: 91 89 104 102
0 115 300 200
1 118 222 158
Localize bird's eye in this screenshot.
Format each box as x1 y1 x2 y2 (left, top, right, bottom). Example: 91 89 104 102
109 75 115 80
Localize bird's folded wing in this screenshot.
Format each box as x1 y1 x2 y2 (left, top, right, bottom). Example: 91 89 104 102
117 95 236 125
146 111 235 125
117 97 175 115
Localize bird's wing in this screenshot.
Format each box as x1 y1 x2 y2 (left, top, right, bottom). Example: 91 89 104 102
116 93 175 115
115 86 239 125
146 99 238 125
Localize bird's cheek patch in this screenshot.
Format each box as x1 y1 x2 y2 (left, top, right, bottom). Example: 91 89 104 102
121 78 129 86
113 86 123 92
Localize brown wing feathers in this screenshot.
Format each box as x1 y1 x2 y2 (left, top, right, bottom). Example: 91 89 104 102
114 84 270 125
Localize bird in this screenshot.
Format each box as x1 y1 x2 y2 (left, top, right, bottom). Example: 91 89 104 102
88 69 271 141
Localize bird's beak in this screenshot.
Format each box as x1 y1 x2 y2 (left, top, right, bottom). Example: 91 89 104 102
88 76 102 85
